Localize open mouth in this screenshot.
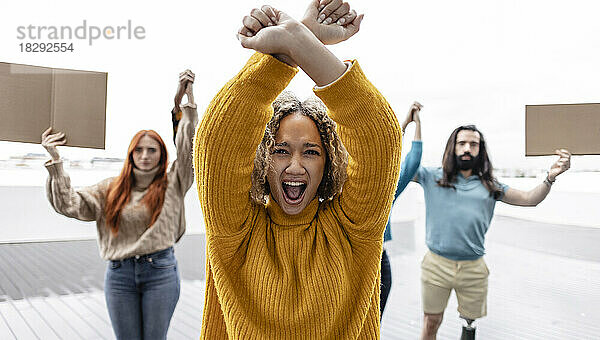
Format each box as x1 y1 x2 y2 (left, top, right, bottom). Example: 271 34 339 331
281 181 307 205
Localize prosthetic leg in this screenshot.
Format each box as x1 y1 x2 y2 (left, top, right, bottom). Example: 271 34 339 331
460 317 476 340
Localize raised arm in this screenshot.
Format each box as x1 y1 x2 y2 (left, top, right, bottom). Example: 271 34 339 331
195 19 298 236
395 103 423 200
402 101 422 141
401 102 425 183
170 70 198 195
315 65 402 235
501 149 571 206
42 127 106 221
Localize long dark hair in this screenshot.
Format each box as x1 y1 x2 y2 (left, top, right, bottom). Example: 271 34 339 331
437 125 503 199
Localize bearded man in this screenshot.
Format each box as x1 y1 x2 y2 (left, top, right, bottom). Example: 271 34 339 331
415 125 571 340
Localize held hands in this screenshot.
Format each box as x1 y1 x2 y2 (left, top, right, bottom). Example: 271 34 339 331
401 101 423 132
548 149 571 182
41 127 66 162
237 6 304 56
237 3 349 86
237 1 363 56
302 0 364 45
182 69 195 106
174 70 195 112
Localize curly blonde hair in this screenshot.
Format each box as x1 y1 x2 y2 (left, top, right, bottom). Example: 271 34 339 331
251 91 348 204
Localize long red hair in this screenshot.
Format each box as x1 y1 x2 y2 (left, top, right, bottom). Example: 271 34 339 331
104 130 169 235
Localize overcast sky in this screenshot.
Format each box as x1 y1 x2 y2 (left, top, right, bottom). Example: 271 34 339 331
1 0 599 170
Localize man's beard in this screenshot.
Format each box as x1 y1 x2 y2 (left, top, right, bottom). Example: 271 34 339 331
456 153 478 170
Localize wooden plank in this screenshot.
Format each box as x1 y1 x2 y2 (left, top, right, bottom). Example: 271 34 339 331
44 296 102 339
87 290 108 311
177 284 204 316
171 298 201 328
3 245 44 297
76 292 111 327
15 243 72 296
29 298 81 339
12 298 60 340
0 301 38 339
169 281 204 338
0 249 25 299
167 326 190 340
0 309 16 340
32 243 87 295
45 241 102 279
62 295 113 339
169 316 199 339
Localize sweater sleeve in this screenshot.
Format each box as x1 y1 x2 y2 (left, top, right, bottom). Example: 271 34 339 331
393 141 422 203
193 53 298 236
314 61 402 237
45 161 109 222
169 103 198 195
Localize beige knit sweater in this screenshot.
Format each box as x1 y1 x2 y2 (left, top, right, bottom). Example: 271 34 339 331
45 104 198 260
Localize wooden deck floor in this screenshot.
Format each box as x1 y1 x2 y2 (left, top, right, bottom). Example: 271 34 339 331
1 218 600 339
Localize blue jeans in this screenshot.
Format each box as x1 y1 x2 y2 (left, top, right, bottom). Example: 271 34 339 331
105 247 180 340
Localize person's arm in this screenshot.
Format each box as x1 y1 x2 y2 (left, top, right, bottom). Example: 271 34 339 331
394 141 422 202
315 63 402 234
171 70 195 145
41 127 106 221
414 117 422 141
401 102 423 184
401 101 422 140
501 149 571 206
173 70 193 115
194 51 297 236
292 6 402 231
170 70 199 195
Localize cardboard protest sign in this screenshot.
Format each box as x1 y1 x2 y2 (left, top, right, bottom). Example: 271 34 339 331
526 103 600 156
0 62 107 149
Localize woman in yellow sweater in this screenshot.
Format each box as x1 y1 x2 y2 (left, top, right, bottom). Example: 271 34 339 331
194 2 402 339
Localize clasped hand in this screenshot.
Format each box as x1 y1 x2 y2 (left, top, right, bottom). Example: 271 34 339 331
174 69 195 113
237 0 363 56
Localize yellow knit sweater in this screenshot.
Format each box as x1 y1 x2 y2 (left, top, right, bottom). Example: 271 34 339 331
193 53 402 339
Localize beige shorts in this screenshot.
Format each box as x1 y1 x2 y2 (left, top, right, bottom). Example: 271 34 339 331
421 250 490 319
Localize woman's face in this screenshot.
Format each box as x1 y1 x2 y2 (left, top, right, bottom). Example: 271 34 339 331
267 113 325 215
132 135 161 171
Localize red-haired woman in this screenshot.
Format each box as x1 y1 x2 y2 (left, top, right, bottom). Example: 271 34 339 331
41 70 198 340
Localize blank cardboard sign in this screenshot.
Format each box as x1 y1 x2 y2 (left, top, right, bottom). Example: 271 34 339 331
0 62 107 149
526 103 600 156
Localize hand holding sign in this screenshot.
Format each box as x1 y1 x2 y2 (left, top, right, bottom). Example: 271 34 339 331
41 127 66 162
